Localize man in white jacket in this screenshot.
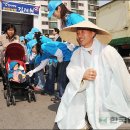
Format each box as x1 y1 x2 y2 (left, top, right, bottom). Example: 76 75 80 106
55 20 130 129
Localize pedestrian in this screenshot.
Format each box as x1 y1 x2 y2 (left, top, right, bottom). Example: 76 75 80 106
52 28 62 42
0 24 19 65
20 36 28 62
55 20 130 129
0 24 19 90
43 28 62 96
48 0 85 28
0 23 19 48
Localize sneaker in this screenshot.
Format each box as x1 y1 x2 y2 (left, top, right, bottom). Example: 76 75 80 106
53 99 61 103
53 97 61 103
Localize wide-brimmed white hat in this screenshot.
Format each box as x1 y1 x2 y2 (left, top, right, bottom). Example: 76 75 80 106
60 20 112 45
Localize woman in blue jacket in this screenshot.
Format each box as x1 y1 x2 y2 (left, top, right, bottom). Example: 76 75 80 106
48 0 85 28
27 35 77 97
40 36 77 99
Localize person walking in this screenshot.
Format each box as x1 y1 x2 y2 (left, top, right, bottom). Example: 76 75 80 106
52 28 62 42
55 20 130 129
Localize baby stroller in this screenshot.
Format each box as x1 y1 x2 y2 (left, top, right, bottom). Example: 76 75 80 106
3 43 36 106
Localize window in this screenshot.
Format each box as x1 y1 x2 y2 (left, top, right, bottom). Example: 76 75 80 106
77 10 84 15
42 29 49 34
71 2 78 8
78 3 84 7
41 5 48 12
88 5 96 11
41 13 48 17
42 21 48 25
88 11 96 17
89 18 96 24
88 0 97 5
49 22 57 28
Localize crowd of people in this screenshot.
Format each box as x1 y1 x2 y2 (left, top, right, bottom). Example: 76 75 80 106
0 0 130 129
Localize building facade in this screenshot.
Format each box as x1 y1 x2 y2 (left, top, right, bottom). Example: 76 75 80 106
40 0 98 38
0 0 98 36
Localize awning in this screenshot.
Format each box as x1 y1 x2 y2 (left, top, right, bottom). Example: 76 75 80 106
2 1 40 16
109 37 130 46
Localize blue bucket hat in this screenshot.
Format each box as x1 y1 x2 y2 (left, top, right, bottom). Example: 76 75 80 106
48 0 62 18
40 35 52 44
25 33 34 42
31 27 40 34
9 61 19 71
27 39 37 55
27 39 37 50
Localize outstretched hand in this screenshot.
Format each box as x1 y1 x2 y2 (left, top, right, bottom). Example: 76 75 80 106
26 70 34 77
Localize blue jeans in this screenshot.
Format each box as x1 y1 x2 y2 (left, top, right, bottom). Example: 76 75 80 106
34 64 45 89
44 62 57 94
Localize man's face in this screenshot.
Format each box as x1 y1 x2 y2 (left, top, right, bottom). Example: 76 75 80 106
76 29 96 48
52 29 56 36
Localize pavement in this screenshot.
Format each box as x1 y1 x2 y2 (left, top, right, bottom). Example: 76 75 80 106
0 78 59 129
0 77 130 129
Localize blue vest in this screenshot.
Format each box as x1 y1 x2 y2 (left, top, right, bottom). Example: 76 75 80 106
65 13 85 27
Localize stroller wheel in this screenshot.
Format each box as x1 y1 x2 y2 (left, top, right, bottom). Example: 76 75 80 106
4 89 7 99
12 95 16 106
6 95 10 107
31 92 36 102
27 93 31 103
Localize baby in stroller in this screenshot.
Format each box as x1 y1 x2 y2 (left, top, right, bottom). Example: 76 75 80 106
3 43 36 106
8 61 27 83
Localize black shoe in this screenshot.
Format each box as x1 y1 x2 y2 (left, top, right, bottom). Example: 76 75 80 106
53 97 61 103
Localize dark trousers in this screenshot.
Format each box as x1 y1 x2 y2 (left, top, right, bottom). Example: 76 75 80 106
44 62 57 94
56 61 69 98
29 64 35 85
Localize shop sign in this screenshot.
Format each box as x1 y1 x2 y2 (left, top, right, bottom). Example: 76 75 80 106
2 1 39 15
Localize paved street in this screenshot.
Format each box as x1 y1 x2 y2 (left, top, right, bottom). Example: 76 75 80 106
0 78 59 129
0 77 130 129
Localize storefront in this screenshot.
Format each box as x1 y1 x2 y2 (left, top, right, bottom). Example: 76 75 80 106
109 37 130 57
0 1 40 35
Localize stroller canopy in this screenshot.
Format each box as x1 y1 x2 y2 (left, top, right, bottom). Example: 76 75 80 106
5 43 26 61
